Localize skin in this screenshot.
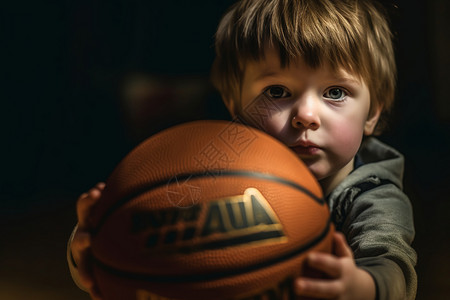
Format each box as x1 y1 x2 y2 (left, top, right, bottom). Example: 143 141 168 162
228 48 380 299
71 48 382 300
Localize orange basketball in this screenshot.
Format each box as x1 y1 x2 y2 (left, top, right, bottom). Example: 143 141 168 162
89 120 334 300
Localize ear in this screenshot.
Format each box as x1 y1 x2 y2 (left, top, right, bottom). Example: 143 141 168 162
364 104 383 135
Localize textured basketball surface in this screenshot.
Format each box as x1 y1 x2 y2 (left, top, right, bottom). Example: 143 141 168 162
89 120 334 300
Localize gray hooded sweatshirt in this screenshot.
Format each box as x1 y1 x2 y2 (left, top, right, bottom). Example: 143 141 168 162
328 137 417 300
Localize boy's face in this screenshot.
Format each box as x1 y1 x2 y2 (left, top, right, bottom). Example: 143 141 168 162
237 48 380 193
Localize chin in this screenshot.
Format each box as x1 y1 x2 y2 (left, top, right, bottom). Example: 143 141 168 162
306 166 326 181
299 160 323 180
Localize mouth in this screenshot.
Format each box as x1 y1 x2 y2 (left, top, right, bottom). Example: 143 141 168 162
290 141 321 157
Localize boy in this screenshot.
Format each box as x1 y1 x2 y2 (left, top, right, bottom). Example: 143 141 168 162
69 0 417 299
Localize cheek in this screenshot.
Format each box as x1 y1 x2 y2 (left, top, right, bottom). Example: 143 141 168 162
327 117 365 157
259 106 297 145
261 113 287 135
241 97 291 140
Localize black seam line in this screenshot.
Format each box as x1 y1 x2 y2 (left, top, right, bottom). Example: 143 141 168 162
93 170 324 235
92 217 332 283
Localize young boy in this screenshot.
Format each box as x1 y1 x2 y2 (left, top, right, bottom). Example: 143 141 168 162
69 0 417 299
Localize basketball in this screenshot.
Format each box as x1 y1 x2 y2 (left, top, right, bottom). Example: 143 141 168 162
88 120 334 300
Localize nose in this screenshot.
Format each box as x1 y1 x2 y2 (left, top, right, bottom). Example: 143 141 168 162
291 95 321 130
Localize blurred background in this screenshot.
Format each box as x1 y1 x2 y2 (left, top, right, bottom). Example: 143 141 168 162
1 0 449 299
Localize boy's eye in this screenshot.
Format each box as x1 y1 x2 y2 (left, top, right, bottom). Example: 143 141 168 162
323 87 347 101
264 86 291 99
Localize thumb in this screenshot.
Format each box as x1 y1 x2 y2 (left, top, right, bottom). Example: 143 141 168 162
333 232 353 258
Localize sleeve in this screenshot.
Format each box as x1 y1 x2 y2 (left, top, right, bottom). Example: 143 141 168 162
67 224 89 292
340 184 417 300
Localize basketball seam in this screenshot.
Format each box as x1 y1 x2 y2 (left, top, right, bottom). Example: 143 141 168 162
92 170 324 235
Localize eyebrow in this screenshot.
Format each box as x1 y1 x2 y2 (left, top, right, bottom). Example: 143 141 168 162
333 77 361 85
254 73 362 87
331 70 363 85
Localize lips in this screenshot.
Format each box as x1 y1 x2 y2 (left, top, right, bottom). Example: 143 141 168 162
290 141 321 156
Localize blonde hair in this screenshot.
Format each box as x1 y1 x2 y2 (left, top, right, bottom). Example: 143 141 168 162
211 0 396 133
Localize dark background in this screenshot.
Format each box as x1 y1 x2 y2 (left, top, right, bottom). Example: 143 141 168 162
1 0 449 299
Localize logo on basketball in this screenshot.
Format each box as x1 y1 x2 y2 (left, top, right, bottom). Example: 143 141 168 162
132 188 286 253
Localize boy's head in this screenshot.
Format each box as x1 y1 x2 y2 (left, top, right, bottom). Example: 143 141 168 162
212 0 396 134
211 0 396 193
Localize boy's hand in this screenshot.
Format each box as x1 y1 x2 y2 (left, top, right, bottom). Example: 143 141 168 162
70 182 105 300
294 232 375 300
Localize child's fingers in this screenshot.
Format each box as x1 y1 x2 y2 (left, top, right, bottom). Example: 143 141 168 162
78 192 88 201
76 183 104 204
333 232 353 258
77 182 105 229
77 198 96 229
305 252 342 278
87 186 103 200
294 278 342 299
96 182 106 190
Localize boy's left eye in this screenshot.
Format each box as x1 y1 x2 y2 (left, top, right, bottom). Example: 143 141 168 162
323 88 347 101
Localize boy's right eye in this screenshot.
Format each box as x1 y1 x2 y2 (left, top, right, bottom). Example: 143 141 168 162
263 86 291 99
